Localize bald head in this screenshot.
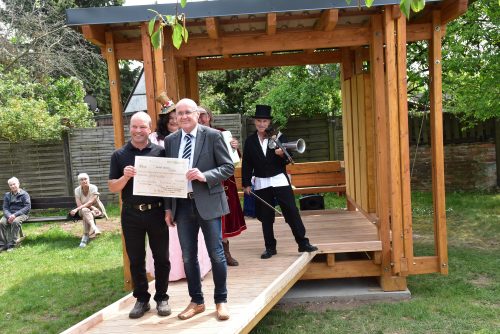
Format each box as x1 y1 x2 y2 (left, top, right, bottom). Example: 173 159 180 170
129 111 152 149
175 98 200 133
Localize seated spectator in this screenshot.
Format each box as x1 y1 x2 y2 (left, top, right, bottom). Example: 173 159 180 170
70 173 108 248
0 177 31 252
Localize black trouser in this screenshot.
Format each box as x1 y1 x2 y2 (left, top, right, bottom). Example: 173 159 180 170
254 186 309 251
121 206 170 303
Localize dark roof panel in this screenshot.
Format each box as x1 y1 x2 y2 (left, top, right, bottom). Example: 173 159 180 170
66 0 441 26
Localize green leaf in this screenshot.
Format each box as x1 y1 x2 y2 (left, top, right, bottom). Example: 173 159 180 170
411 0 425 12
182 25 189 43
400 0 411 18
164 15 174 25
365 0 374 7
181 0 187 8
151 29 162 49
172 23 183 49
148 18 156 36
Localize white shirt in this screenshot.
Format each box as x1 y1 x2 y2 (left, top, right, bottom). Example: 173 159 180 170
254 133 290 190
178 125 198 193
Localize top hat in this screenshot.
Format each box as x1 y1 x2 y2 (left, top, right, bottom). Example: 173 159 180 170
155 92 176 114
253 104 272 119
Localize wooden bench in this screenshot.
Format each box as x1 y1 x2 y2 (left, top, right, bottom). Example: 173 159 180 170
234 160 346 197
1 196 76 244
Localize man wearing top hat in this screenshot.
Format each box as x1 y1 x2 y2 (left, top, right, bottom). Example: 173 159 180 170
241 105 318 259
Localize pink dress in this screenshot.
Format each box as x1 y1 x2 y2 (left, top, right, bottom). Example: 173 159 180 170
146 226 212 281
145 136 211 281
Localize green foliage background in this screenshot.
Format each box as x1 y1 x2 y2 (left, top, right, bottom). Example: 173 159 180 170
0 65 95 142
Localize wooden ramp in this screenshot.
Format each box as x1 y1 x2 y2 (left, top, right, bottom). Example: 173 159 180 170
62 210 380 334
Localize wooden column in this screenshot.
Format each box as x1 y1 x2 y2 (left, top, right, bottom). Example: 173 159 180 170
141 23 157 130
153 23 166 121
396 9 413 275
177 58 187 99
429 10 448 275
383 6 403 276
370 14 393 288
105 31 131 291
164 28 180 102
187 57 199 103
341 48 356 211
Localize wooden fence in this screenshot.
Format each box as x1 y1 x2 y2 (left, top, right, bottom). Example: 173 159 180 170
0 114 496 198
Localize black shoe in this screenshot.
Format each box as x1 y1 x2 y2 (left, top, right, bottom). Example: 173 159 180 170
129 301 150 319
260 249 277 259
156 300 171 317
0 246 7 253
298 244 318 252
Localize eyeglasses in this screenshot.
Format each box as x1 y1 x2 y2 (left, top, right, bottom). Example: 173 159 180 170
176 110 196 117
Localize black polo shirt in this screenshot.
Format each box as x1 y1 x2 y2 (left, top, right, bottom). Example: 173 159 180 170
109 141 165 204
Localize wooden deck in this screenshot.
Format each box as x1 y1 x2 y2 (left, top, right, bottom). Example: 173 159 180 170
62 210 380 334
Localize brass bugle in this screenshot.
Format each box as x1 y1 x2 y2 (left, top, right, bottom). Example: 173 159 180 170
268 138 306 153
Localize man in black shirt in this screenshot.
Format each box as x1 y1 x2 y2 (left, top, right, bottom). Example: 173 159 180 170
242 105 318 259
108 111 170 319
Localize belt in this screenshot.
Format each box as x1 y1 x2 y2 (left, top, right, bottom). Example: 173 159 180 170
124 202 163 211
187 192 195 199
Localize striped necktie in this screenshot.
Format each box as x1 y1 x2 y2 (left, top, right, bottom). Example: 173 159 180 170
182 134 193 160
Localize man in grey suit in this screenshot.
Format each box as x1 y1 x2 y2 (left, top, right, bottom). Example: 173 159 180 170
164 98 234 321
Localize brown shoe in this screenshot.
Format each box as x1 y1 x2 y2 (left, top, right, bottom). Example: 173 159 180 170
223 240 239 266
216 303 230 321
178 302 205 320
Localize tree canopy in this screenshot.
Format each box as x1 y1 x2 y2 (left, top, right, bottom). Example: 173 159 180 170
0 65 95 142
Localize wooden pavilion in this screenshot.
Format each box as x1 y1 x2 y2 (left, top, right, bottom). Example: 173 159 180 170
65 0 469 331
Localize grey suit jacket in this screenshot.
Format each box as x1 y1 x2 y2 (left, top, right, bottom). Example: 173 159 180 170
164 125 234 220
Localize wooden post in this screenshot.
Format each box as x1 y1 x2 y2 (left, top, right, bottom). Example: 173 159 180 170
164 28 179 102
104 31 131 291
153 22 166 121
370 14 403 290
396 10 413 275
429 10 448 275
187 57 200 103
384 6 403 275
177 58 187 99
141 23 157 130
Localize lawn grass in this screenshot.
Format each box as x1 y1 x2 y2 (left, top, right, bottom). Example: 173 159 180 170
0 221 126 334
0 192 498 333
252 191 500 334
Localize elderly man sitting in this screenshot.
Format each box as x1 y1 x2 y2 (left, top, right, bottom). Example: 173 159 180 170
0 177 31 252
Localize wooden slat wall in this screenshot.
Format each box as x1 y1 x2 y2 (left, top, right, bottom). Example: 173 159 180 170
341 74 376 214
212 114 242 141
0 141 68 197
68 127 120 203
244 115 334 163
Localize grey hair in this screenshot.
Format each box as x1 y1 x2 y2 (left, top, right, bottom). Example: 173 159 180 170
78 173 90 181
130 111 152 128
7 177 19 185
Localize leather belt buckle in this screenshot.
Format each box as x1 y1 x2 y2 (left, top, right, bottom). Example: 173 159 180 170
138 203 149 211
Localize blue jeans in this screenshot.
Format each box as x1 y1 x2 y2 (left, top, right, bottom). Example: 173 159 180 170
175 198 227 304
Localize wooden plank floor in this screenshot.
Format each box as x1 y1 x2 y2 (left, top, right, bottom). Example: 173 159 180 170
62 210 379 334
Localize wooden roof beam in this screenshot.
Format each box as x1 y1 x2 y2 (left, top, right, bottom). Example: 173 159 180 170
82 25 106 47
174 26 369 57
267 13 277 35
315 9 339 31
265 13 277 56
110 23 432 60
206 17 220 39
196 50 341 71
441 0 468 25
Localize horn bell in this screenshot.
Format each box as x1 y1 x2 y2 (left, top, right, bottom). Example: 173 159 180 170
282 138 306 154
